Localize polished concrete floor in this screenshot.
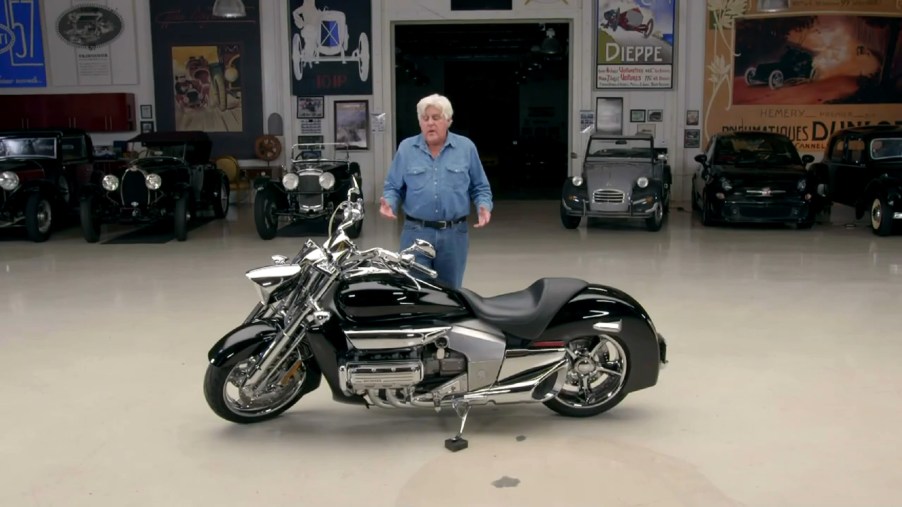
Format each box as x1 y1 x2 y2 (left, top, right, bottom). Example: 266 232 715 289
2 200 901 507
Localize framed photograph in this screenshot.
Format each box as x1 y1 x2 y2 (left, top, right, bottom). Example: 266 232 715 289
647 109 663 122
296 96 324 119
140 104 153 119
334 100 369 150
686 109 700 126
595 97 623 135
636 123 656 137
140 121 154 134
296 135 324 159
630 109 646 123
684 129 701 148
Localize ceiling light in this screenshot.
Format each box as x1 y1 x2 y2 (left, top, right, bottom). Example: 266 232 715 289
212 0 246 18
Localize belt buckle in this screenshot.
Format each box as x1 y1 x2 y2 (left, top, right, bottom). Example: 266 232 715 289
438 220 450 229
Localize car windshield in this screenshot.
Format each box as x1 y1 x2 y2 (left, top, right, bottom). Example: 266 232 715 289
0 137 57 159
870 138 902 160
587 138 653 159
138 144 186 159
714 135 801 166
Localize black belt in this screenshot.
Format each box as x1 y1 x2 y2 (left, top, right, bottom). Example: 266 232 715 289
405 214 466 230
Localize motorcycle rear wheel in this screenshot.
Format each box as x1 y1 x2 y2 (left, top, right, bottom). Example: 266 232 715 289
544 335 629 417
204 343 321 424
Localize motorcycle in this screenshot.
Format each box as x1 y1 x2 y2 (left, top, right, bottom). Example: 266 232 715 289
203 179 668 451
602 7 654 38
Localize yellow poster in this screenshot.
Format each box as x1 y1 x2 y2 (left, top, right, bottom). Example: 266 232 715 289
703 0 902 153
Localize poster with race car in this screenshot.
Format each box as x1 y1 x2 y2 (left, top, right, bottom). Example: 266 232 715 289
595 0 676 89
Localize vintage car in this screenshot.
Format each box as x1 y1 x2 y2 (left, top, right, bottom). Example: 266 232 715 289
812 125 902 236
79 131 229 242
744 44 816 90
253 142 363 240
560 133 671 231
692 131 817 228
0 128 94 242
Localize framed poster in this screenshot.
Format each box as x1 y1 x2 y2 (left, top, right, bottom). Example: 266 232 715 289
630 109 646 122
595 97 623 135
0 0 47 87
140 121 154 133
595 0 676 89
648 109 663 122
686 109 699 126
140 105 153 119
334 100 368 150
296 96 324 118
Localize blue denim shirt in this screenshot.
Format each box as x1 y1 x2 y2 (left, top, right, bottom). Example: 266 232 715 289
382 132 493 221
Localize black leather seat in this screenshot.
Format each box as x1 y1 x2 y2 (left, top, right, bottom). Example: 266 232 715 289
457 278 588 340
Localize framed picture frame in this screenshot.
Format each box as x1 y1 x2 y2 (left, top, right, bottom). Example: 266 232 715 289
140 121 154 134
139 104 153 119
630 109 646 123
296 96 324 119
647 109 663 122
334 100 369 150
296 135 325 159
684 129 701 148
686 109 700 126
636 123 656 137
595 97 623 135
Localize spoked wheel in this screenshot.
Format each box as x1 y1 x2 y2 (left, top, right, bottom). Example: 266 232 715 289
645 202 664 231
870 196 894 236
213 179 229 219
544 335 629 417
25 193 53 242
254 187 279 239
203 343 321 424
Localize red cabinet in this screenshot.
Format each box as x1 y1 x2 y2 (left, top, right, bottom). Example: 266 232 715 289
0 93 135 132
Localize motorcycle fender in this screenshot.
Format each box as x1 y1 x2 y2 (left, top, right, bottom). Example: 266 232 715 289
542 284 664 394
207 321 278 367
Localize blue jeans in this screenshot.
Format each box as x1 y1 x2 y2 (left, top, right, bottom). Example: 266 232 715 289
400 220 469 289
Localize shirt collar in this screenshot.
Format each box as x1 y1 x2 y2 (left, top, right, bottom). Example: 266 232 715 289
415 132 455 152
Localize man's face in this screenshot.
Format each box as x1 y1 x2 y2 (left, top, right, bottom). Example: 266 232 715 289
419 106 450 146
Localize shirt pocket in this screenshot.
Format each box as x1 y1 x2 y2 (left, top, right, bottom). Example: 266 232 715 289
444 165 470 192
405 166 430 191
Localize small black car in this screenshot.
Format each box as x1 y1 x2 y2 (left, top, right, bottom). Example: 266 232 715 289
0 128 94 242
253 142 363 240
692 132 817 228
813 125 902 236
744 44 816 89
79 131 229 242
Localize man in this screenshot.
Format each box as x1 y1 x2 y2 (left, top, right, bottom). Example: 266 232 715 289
380 93 493 289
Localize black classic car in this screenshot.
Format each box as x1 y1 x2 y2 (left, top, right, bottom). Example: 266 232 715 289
0 128 94 242
253 142 363 239
79 131 229 242
744 44 817 89
561 133 671 231
813 125 902 236
692 132 817 228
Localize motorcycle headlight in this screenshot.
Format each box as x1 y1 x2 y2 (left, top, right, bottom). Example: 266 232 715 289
719 177 733 192
145 173 162 190
571 176 583 187
282 173 300 190
102 174 119 191
319 172 335 190
0 171 19 191
636 177 649 189
797 177 807 192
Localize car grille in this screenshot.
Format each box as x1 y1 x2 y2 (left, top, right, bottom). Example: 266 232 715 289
295 172 323 209
735 205 795 219
121 170 149 206
593 189 625 204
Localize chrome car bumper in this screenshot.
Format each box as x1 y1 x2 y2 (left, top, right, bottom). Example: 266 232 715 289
561 197 660 219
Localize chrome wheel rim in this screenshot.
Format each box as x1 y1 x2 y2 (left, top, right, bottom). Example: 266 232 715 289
264 198 278 229
220 183 229 211
871 198 882 230
36 199 52 233
222 346 307 416
555 336 627 409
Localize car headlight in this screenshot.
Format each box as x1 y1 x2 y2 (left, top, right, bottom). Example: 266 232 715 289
319 172 335 190
719 177 732 192
0 171 19 191
571 176 583 187
797 177 807 192
102 174 120 191
282 173 300 190
636 177 649 189
145 173 162 190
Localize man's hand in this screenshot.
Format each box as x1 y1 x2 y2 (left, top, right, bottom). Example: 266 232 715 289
475 206 491 228
379 197 397 219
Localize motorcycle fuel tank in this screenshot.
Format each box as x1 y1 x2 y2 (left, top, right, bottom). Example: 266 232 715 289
334 270 470 323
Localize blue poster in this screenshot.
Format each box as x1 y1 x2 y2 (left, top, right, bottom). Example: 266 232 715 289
0 0 47 87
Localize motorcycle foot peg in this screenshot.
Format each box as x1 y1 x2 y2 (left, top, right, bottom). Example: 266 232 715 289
445 436 468 452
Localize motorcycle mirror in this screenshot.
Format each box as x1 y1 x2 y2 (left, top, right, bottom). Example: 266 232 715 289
414 239 436 259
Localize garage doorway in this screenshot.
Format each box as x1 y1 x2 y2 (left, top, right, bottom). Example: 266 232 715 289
394 22 570 200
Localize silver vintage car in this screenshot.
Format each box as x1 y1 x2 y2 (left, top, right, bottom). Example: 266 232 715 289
560 133 671 231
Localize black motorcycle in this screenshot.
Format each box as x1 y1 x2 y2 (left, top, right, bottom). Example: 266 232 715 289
203 181 668 451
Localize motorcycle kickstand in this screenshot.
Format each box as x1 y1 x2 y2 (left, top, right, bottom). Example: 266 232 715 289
444 399 471 452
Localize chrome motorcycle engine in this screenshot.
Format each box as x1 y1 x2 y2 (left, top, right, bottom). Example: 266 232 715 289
340 345 468 395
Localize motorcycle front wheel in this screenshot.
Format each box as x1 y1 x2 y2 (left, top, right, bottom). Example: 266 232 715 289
544 335 629 417
203 343 321 424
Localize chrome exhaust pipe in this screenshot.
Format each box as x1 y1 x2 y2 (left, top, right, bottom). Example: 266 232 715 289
461 358 569 406
366 389 395 409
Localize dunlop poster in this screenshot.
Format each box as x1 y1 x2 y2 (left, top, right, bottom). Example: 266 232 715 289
703 0 902 153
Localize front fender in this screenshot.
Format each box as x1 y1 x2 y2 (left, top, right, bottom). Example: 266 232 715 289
857 179 895 217
541 284 666 393
207 321 278 367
